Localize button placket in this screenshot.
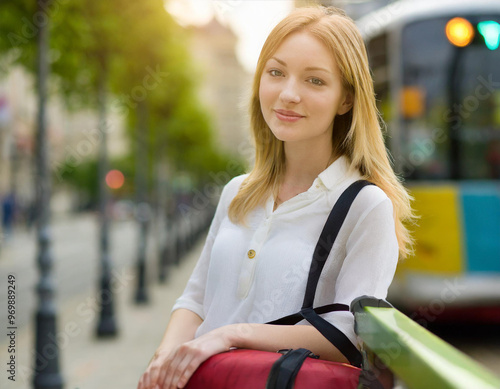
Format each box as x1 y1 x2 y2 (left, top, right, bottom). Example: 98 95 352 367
237 219 272 299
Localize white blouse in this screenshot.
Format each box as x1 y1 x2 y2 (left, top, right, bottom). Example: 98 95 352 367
172 156 399 348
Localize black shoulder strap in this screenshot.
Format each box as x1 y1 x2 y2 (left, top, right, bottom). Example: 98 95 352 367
266 180 374 368
266 303 349 326
302 179 374 308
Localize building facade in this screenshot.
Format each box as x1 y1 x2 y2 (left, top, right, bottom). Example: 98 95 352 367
0 66 128 238
188 17 252 158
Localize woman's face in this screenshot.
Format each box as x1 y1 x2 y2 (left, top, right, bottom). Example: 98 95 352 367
259 31 352 145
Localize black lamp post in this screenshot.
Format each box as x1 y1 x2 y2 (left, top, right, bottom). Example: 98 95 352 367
33 0 63 387
95 65 118 338
448 46 463 180
134 100 150 303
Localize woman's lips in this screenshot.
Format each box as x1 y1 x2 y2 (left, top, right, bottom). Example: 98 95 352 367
274 109 305 123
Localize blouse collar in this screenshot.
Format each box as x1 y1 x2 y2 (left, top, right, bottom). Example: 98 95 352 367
264 155 359 217
316 155 356 191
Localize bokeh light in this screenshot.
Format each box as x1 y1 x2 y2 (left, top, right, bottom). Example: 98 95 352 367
446 17 474 47
106 169 125 189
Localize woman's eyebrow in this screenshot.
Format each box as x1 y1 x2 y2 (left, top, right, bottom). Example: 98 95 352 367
305 66 331 74
270 56 287 66
269 56 332 74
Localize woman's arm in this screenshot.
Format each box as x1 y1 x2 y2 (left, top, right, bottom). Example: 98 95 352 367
155 308 203 355
146 321 349 389
137 308 202 389
228 322 349 363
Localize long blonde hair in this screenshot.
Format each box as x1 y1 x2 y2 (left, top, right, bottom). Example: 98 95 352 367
228 6 415 259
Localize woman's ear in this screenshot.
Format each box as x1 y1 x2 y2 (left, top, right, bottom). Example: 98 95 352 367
338 91 354 115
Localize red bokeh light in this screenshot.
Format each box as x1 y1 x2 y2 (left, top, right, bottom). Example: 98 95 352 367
106 170 125 189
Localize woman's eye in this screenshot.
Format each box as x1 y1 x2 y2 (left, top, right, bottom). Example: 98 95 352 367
269 69 283 77
309 78 324 86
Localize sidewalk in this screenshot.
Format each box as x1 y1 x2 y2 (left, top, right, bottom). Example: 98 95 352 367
0 213 140 333
1 224 203 389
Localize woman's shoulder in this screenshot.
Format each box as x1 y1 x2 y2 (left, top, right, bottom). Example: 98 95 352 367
333 178 393 217
359 182 390 204
352 181 394 220
219 173 250 203
334 158 391 208
224 173 249 193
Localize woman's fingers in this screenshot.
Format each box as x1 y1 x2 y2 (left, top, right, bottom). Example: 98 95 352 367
155 361 169 389
172 352 201 389
137 371 151 389
137 350 172 389
160 344 204 389
147 357 163 388
160 347 186 389
163 355 187 389
144 326 232 389
138 369 152 389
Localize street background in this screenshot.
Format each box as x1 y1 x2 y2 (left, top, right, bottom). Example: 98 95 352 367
1 0 500 388
0 213 203 389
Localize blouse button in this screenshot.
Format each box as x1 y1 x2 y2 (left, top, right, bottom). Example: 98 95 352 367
247 249 256 259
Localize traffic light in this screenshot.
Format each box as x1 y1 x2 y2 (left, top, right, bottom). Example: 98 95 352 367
446 17 474 47
446 17 500 50
477 20 500 50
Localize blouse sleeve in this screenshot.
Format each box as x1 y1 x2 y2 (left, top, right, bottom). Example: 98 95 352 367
320 194 399 347
171 175 246 319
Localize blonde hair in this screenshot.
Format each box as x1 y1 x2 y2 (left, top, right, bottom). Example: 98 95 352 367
228 6 416 259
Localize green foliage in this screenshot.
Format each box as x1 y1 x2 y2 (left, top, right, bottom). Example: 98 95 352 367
0 0 246 200
55 158 98 206
0 0 37 76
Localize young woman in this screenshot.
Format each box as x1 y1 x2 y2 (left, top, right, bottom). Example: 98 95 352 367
138 6 414 389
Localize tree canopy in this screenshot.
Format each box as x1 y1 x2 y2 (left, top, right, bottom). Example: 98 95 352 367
0 0 246 204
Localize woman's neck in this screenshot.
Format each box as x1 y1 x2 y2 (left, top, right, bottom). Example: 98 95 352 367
281 141 336 190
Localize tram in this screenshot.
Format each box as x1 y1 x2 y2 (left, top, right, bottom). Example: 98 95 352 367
357 0 500 323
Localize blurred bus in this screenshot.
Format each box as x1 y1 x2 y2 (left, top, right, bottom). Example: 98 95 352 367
357 0 500 324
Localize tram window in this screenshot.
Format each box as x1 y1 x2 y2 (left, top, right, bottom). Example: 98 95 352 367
367 33 392 124
401 16 500 180
367 33 388 70
458 36 500 179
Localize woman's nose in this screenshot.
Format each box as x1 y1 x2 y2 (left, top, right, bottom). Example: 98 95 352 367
279 78 301 104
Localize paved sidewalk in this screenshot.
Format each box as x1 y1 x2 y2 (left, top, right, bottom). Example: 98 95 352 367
1 227 203 389
0 213 140 333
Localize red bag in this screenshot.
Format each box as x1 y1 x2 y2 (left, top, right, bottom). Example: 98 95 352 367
185 349 361 389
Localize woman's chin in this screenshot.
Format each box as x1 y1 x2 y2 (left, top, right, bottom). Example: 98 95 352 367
269 130 300 143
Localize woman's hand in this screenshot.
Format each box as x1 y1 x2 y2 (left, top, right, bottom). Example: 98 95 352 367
137 325 237 389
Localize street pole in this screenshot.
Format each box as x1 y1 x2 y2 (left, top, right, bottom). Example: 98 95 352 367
33 0 64 387
157 157 171 283
448 46 463 180
156 155 166 283
95 64 118 337
134 100 150 303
